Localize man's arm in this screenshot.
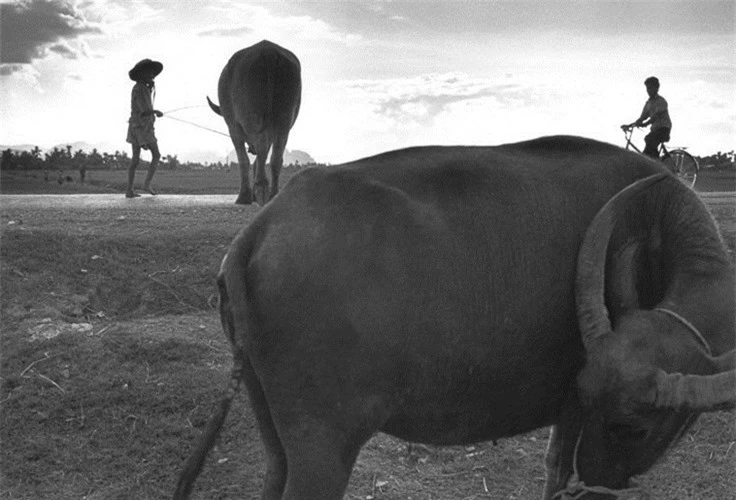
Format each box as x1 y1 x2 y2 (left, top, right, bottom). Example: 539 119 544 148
634 102 650 127
621 102 649 130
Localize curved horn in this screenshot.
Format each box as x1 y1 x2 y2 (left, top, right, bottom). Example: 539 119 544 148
714 349 736 372
575 174 668 350
654 356 736 411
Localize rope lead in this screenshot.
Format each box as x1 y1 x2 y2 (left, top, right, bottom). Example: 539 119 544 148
161 114 230 137
551 430 649 499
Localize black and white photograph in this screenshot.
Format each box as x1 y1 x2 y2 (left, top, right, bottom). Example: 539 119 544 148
1 1 734 499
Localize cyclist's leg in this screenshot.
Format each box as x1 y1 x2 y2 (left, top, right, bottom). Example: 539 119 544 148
644 127 669 159
643 131 660 158
661 127 671 143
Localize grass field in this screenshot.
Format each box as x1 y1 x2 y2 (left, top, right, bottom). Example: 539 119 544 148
0 161 734 196
1 170 735 499
0 167 308 197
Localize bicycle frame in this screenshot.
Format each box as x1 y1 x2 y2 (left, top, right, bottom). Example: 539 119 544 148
622 127 669 157
621 127 698 188
624 127 685 159
622 127 642 154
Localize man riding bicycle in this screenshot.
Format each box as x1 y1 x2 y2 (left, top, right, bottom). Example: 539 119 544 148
621 76 672 159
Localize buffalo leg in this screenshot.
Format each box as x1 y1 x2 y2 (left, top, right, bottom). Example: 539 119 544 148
231 131 253 205
268 133 289 202
253 148 270 206
279 422 363 500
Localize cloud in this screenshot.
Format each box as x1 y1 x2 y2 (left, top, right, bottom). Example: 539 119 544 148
0 64 23 76
198 4 361 45
341 73 537 125
48 41 78 59
197 26 254 38
0 0 102 72
0 63 43 90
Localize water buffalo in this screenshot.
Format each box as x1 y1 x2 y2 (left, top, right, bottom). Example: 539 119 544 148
207 40 301 205
174 136 735 499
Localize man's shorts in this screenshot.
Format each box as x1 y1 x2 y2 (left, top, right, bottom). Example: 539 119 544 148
126 121 157 151
644 127 671 158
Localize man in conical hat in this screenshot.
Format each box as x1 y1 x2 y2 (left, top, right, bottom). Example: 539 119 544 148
125 58 163 198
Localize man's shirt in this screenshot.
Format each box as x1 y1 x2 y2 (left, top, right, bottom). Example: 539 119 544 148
641 95 672 131
129 82 155 127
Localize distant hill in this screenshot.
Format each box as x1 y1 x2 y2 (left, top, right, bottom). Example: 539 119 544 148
284 149 316 166
51 141 119 154
224 148 316 167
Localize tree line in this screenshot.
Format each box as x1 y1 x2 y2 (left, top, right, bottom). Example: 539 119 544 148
2 145 732 174
699 151 735 170
1 145 196 172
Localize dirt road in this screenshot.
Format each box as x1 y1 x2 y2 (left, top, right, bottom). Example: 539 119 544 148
0 193 238 209
1 191 733 210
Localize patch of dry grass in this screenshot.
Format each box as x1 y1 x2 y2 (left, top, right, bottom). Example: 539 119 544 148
1 192 734 500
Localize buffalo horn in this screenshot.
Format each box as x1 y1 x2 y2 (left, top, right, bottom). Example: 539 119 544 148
575 174 668 350
714 349 736 372
654 360 736 410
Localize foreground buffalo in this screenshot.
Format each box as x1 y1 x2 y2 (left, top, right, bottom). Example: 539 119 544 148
208 40 301 205
174 136 735 499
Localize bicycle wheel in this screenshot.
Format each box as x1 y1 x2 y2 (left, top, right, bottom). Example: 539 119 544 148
662 149 698 188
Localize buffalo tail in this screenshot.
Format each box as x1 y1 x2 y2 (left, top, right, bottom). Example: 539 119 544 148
206 96 222 116
172 366 242 500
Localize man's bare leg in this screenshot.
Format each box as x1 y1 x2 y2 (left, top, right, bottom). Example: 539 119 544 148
126 145 142 198
143 143 160 195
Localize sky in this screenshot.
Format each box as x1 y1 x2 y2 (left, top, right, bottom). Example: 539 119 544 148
1 0 734 164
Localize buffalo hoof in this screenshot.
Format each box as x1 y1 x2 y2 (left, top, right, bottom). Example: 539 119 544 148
254 182 270 206
235 193 253 205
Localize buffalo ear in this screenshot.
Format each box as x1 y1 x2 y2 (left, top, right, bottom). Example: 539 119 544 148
606 241 641 321
605 224 667 322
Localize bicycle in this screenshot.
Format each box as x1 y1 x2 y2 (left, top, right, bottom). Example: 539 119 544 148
621 125 698 188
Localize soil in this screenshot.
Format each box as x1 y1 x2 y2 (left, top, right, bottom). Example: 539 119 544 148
1 187 734 500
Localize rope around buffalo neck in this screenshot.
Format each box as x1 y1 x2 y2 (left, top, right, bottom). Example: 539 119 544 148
653 307 712 356
551 430 648 500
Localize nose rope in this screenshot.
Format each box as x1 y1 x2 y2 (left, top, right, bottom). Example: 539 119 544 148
653 307 712 356
551 429 648 499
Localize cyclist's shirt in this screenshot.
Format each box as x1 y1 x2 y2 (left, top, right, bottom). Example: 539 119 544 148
641 95 672 131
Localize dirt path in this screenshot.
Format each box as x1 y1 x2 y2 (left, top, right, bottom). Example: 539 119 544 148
1 191 733 210
0 193 239 209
